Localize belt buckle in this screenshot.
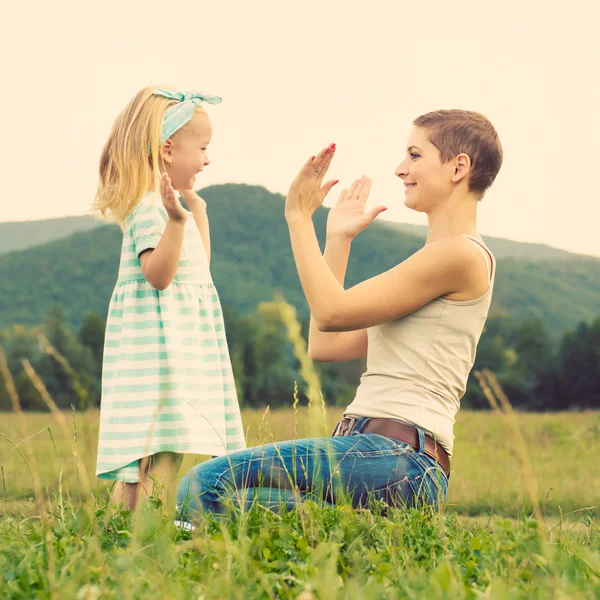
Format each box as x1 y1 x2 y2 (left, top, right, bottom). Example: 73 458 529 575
342 416 357 436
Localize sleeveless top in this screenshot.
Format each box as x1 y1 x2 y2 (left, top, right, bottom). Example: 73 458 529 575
344 235 496 457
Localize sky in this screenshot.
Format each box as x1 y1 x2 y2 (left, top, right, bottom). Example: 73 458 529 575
2 0 599 256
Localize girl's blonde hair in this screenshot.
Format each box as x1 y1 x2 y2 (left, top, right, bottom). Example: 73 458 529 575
92 85 204 229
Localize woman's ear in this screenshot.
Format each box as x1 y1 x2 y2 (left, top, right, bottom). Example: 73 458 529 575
452 153 471 184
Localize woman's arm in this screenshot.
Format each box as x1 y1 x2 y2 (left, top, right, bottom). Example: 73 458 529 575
308 235 367 362
289 220 481 331
285 146 484 332
307 174 388 361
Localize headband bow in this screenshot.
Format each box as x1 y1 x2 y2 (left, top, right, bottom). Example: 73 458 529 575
153 88 222 143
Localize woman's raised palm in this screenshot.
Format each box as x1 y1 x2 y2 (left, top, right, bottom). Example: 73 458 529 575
326 176 387 240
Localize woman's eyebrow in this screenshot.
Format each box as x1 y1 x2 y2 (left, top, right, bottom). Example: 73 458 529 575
407 145 422 152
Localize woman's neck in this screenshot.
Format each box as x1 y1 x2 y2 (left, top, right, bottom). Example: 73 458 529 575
425 192 480 245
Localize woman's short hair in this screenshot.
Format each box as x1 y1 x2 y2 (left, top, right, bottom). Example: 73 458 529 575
413 109 503 198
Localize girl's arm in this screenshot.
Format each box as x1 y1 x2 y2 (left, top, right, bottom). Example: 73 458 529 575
180 190 211 265
139 173 188 290
308 235 367 362
139 220 186 290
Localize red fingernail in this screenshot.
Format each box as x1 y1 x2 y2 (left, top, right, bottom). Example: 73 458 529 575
325 148 330 154
334 180 340 184
311 156 315 161
331 143 336 150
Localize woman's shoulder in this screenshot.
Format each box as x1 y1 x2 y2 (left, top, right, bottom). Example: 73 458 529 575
437 235 495 303
428 235 495 268
458 234 496 274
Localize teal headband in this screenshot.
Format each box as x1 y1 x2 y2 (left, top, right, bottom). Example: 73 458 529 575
153 88 222 143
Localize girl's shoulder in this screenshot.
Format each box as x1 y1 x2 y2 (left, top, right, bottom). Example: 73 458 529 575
125 193 167 228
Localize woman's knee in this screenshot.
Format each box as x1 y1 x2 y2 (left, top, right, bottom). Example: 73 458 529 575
176 455 231 506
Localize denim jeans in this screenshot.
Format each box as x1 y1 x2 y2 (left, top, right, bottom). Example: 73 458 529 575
176 416 449 521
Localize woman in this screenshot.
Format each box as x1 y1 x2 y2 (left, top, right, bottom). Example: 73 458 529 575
176 109 502 520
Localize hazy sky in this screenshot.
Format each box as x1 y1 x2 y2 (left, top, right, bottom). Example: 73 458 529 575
3 0 599 256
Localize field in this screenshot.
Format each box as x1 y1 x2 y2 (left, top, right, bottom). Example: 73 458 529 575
1 407 599 598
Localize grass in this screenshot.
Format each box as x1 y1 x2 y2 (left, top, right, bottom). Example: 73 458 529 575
1 316 599 598
2 407 599 518
1 478 598 599
0 408 599 598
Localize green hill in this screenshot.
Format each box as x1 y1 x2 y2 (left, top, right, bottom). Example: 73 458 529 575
385 223 595 261
0 184 598 335
1 191 596 263
0 215 102 255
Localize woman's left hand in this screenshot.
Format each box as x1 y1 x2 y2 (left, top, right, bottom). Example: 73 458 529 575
285 143 340 221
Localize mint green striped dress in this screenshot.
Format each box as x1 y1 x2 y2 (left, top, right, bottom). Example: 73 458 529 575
96 192 246 483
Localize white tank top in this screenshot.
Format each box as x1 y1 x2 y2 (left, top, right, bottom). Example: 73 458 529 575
344 235 496 457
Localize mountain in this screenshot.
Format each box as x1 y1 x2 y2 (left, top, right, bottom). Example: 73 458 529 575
0 184 598 335
1 194 597 263
384 223 595 261
0 215 102 255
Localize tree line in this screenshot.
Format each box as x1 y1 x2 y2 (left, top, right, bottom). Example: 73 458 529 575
0 304 598 412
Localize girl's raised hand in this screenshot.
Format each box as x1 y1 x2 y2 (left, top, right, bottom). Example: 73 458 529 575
180 188 207 212
326 176 387 241
285 143 340 221
160 173 188 224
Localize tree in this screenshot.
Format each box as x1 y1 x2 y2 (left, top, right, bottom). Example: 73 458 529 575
79 312 105 365
34 306 98 409
248 303 299 408
0 325 45 411
559 318 600 409
510 318 560 410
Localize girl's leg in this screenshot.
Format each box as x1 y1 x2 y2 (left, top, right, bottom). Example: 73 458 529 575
110 456 152 511
111 481 139 511
140 452 184 512
110 453 183 512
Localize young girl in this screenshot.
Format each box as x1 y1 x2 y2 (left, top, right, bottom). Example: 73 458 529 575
177 109 501 521
93 86 246 512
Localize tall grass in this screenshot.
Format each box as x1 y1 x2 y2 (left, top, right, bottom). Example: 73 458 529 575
0 303 599 598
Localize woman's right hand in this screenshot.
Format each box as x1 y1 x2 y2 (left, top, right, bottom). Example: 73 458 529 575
326 176 387 241
160 173 188 224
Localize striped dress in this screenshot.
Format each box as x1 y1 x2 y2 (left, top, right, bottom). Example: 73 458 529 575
96 192 246 483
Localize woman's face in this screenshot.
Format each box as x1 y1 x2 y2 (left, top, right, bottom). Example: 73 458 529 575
164 111 213 191
395 127 455 213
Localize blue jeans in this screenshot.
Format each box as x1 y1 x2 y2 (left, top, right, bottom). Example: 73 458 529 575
176 417 449 521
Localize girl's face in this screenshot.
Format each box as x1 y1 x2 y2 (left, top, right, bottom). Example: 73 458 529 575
394 127 456 213
163 111 213 190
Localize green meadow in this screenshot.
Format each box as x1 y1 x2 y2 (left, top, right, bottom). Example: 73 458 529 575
1 407 599 599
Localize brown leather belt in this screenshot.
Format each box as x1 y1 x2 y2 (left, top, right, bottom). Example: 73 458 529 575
332 417 451 478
